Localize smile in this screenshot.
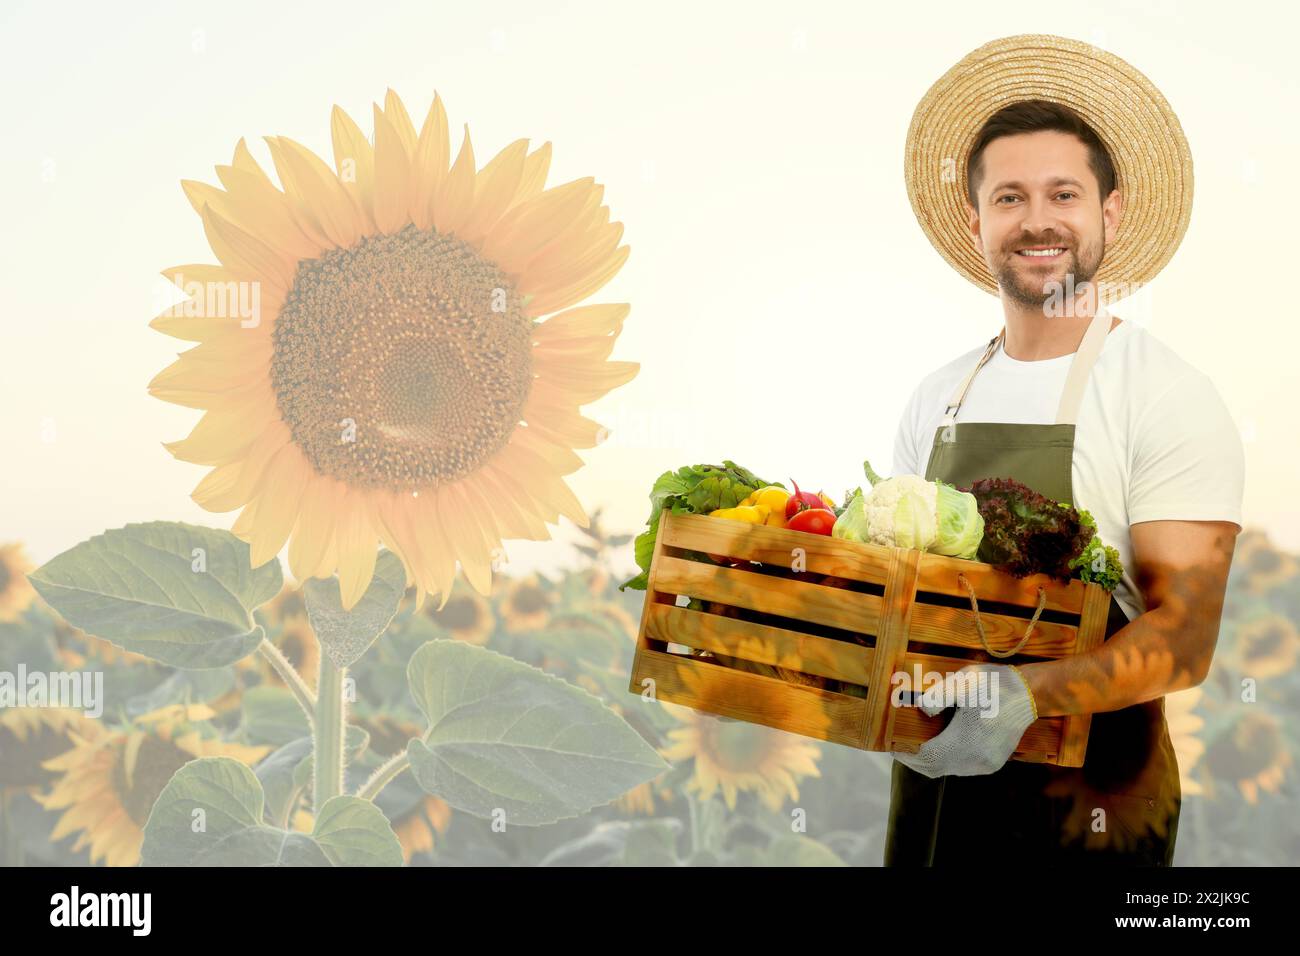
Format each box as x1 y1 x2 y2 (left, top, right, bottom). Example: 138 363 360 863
1015 247 1066 259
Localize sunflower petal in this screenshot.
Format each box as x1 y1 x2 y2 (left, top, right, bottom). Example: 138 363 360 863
372 105 413 235
510 424 584 475
525 244 630 316
409 93 450 230
497 442 589 529
458 139 529 245
533 333 619 364
433 483 493 598
462 468 534 541
231 138 275 187
530 359 640 405
289 475 341 582
433 125 475 236
521 400 607 450
335 489 380 610
163 396 274 466
148 373 269 411
370 491 418 591
184 176 317 263
532 302 630 343
148 346 268 398
513 142 552 209
474 465 554 540
330 105 377 232
268 136 359 249
480 177 599 272
151 264 282 342
412 491 461 606
382 89 418 156
262 136 336 250
190 424 290 513
247 444 310 567
199 203 295 293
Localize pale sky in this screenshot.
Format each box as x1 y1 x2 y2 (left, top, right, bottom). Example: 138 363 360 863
1 0 1295 583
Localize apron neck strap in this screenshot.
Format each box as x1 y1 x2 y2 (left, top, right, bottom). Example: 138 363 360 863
940 306 1112 427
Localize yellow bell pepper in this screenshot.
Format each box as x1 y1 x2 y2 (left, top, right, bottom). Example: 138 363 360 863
708 504 770 523
737 486 791 527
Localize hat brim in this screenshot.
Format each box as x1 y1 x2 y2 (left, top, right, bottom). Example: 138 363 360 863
904 34 1193 303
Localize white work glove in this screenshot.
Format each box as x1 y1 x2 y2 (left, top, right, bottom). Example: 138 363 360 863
892 662 1038 778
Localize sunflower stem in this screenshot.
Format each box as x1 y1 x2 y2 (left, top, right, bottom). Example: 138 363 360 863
686 791 700 857
356 751 411 802
258 638 316 725
313 657 347 813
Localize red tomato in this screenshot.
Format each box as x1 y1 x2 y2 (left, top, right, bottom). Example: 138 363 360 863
785 508 835 535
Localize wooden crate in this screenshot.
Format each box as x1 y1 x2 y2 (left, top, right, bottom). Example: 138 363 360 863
628 509 1113 767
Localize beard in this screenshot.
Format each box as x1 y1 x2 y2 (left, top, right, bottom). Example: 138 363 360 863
995 230 1104 312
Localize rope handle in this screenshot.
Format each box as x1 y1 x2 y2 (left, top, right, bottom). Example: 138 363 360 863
956 573 1047 659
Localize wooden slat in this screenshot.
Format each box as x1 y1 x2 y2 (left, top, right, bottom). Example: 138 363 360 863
916 551 1087 613
629 499 676 697
883 651 1067 763
865 546 921 751
631 647 868 748
907 602 1079 658
660 511 893 586
652 555 883 634
1054 581 1113 767
890 706 1064 762
645 602 874 685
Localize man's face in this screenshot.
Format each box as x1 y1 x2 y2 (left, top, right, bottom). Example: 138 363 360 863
967 130 1121 310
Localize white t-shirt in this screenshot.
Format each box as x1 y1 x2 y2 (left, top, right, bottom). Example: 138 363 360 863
891 319 1245 624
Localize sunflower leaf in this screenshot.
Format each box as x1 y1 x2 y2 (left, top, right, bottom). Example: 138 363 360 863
239 686 311 747
140 757 328 866
28 522 282 669
141 756 400 866
403 639 669 825
255 737 314 827
126 666 238 718
311 795 404 866
303 550 406 668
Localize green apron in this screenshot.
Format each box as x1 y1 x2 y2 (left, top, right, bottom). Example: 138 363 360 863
883 308 1182 866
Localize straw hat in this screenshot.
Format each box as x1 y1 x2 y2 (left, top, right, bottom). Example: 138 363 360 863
904 34 1193 302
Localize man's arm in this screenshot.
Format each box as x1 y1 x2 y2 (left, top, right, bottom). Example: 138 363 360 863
1017 519 1239 717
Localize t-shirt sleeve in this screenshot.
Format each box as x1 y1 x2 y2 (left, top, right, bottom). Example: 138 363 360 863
1127 370 1245 529
892 384 923 478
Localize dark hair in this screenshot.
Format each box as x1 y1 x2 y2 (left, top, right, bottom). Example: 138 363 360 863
966 100 1117 207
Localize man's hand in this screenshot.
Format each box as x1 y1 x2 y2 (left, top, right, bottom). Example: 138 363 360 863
892 663 1038 778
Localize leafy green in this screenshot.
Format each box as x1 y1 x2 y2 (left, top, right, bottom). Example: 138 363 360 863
1070 509 1125 591
618 461 780 592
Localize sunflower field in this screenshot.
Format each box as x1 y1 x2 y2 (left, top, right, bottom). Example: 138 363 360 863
1 516 1297 867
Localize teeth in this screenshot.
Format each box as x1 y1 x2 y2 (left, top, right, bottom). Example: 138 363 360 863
1018 248 1064 257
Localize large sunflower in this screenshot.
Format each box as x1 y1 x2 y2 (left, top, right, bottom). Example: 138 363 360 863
36 704 269 867
1204 709 1291 805
659 673 824 813
0 708 96 790
150 90 635 610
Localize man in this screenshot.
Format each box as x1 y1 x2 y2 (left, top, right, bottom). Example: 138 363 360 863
885 35 1244 865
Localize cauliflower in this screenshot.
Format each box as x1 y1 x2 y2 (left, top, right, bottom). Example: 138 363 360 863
861 473 939 550
832 460 983 559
